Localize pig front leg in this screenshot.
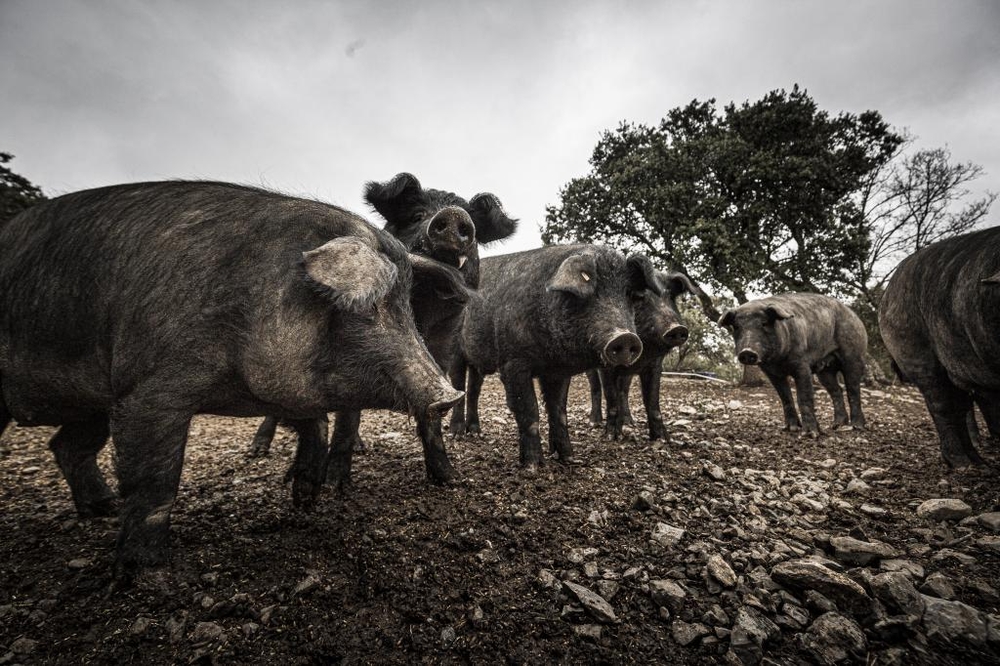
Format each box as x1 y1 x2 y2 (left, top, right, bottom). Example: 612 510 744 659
286 416 330 508
764 369 801 431
540 375 573 462
110 402 193 580
500 361 542 470
639 356 668 442
587 370 604 426
602 368 626 440
791 365 820 435
327 411 362 491
48 417 118 518
417 414 459 484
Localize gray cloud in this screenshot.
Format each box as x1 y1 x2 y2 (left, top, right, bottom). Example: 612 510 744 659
2 0 997 255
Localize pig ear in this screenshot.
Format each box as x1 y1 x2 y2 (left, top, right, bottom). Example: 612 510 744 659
626 254 665 296
660 271 699 297
409 253 471 304
364 173 425 231
302 238 397 312
547 253 598 299
764 305 794 322
468 193 518 245
718 310 736 328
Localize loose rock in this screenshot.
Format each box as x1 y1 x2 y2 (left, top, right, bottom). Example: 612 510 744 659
671 620 710 646
922 596 988 646
649 579 687 612
771 559 873 618
870 572 925 617
801 612 868 665
651 522 685 547
919 572 956 600
916 499 973 522
829 535 900 565
706 554 738 588
563 581 618 624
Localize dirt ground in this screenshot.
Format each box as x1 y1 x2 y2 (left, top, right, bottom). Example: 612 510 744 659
1 375 998 665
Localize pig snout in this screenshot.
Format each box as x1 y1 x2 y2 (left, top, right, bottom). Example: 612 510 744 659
398 357 465 417
662 323 689 346
737 348 760 365
602 331 643 367
428 386 465 416
428 207 475 267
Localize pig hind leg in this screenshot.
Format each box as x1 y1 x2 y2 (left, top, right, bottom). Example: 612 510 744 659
500 361 542 470
973 391 1000 441
640 356 667 442
915 376 985 467
49 417 117 518
841 359 866 429
448 358 469 436
465 366 484 436
620 373 635 426
816 369 849 428
247 416 279 457
587 370 603 426
0 398 10 456
540 375 572 462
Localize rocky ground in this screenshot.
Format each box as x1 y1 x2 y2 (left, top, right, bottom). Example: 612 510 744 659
1 376 998 665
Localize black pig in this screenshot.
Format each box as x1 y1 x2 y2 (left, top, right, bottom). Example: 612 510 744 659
879 226 1000 467
0 181 463 576
326 173 516 485
719 293 867 435
248 173 516 486
588 270 718 441
450 245 661 469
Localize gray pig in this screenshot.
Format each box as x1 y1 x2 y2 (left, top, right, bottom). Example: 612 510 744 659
450 245 661 469
0 181 464 578
719 293 867 434
879 226 1000 467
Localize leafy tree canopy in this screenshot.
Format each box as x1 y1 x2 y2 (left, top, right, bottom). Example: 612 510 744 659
0 152 46 225
543 86 904 303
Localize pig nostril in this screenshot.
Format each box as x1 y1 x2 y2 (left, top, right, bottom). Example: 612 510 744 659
430 217 449 236
458 220 475 243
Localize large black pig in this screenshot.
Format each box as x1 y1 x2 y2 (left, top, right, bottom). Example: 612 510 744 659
879 226 1000 467
0 181 464 576
588 270 719 441
327 173 517 486
719 293 867 435
450 245 661 469
249 173 516 488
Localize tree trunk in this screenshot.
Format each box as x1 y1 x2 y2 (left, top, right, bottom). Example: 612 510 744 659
863 352 891 386
740 364 766 387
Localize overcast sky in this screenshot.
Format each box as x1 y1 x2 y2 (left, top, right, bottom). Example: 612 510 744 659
2 0 998 255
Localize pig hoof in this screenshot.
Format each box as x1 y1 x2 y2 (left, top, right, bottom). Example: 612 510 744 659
522 463 540 477
467 423 481 436
78 495 120 519
247 441 271 458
